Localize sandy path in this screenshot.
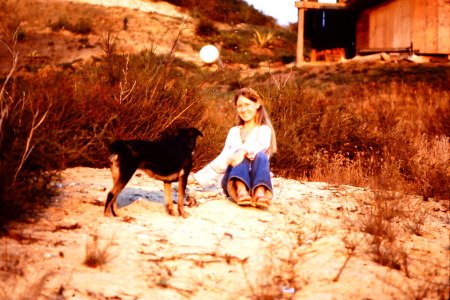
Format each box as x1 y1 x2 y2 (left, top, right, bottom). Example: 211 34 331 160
1 167 448 299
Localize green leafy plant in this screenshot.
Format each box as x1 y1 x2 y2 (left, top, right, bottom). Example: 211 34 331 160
252 28 275 48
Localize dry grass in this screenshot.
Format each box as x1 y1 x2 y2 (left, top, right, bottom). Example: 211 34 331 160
1 243 56 299
241 229 307 299
335 181 449 299
0 272 56 300
263 63 449 203
84 233 115 269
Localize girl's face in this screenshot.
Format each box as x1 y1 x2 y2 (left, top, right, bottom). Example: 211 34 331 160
236 95 260 123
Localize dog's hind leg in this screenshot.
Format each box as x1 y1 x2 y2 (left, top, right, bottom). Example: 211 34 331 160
105 183 126 217
104 155 136 217
104 194 116 217
164 182 176 216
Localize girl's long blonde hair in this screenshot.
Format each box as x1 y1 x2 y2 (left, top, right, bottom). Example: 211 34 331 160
234 88 277 154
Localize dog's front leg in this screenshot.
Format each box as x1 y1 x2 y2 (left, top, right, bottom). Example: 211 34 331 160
177 176 189 218
164 182 176 216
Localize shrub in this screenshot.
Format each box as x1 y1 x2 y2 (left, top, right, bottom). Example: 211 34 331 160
165 0 276 27
256 63 449 201
195 17 219 37
49 16 92 34
73 18 92 34
0 30 217 227
49 15 73 32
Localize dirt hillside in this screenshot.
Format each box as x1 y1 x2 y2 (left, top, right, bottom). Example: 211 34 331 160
0 0 201 75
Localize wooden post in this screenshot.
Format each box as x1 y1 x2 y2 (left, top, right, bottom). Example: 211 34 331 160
297 6 305 64
295 1 347 64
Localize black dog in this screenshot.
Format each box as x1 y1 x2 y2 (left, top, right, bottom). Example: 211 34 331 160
104 128 203 218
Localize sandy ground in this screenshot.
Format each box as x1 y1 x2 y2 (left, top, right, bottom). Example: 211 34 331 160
1 167 448 299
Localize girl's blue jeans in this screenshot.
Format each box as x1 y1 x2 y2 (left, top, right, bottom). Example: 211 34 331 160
221 152 273 200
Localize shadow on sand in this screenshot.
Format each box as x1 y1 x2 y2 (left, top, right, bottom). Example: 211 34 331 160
116 187 174 208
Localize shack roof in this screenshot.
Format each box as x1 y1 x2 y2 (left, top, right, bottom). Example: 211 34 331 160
345 0 391 11
294 0 392 12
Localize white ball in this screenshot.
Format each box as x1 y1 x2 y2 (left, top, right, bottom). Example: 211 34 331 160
199 45 219 63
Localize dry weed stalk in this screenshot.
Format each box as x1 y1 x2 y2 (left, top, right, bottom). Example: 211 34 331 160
12 96 50 184
0 241 24 277
411 135 450 200
240 224 311 299
402 203 428 236
377 258 449 300
355 187 412 275
0 243 55 300
0 272 56 300
333 232 361 282
116 54 136 104
22 272 56 300
83 233 115 269
99 31 118 60
0 29 18 148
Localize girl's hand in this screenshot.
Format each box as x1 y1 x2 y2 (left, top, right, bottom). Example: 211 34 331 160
227 149 247 167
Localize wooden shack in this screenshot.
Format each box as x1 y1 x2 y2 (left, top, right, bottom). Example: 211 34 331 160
355 0 450 55
295 0 450 62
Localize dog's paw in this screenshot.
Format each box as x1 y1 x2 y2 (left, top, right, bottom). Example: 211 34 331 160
179 210 190 218
167 207 177 216
104 208 119 217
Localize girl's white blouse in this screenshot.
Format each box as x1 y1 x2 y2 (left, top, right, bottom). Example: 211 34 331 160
193 124 272 188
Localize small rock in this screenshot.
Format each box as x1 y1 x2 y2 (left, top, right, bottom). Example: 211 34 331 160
44 253 56 259
94 185 107 192
380 52 391 62
346 206 357 212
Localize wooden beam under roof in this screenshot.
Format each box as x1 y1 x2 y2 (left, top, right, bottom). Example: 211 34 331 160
295 1 347 10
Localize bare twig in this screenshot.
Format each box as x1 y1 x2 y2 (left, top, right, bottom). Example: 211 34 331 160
116 55 137 104
143 251 248 265
159 65 226 133
0 31 19 103
13 98 50 184
0 31 19 145
332 245 356 282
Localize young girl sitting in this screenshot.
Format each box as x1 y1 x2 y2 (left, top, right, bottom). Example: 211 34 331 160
190 88 277 208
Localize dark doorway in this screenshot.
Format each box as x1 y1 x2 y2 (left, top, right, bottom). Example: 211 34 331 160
304 9 357 58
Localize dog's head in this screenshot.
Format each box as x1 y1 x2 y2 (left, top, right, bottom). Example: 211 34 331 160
177 128 203 151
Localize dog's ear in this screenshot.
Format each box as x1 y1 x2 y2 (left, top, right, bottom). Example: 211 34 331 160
191 128 203 138
179 128 203 138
